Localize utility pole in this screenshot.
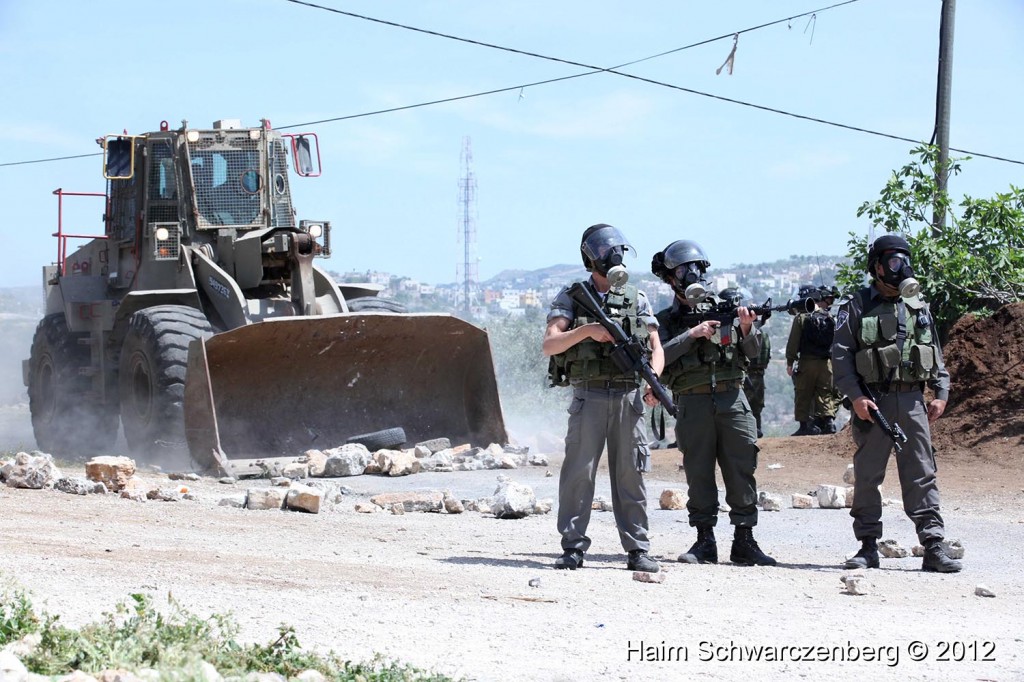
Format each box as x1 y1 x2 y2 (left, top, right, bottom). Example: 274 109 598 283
933 0 956 237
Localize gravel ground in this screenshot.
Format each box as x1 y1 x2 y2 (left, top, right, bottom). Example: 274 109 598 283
1 435 1022 682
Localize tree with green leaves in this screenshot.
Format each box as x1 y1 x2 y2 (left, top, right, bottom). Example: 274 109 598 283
836 145 1024 339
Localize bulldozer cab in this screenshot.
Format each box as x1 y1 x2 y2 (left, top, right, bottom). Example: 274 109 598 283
33 119 507 476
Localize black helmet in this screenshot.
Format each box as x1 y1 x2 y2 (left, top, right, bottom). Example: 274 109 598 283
651 240 710 281
580 223 632 270
867 233 911 272
719 287 742 307
797 284 817 299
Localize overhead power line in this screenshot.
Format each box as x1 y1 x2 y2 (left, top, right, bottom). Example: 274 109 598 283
2 2 1022 168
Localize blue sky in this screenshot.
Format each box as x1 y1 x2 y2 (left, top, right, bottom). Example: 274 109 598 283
1 0 1021 288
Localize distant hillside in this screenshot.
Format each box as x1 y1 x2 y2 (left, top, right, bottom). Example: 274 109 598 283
0 287 42 317
484 264 586 288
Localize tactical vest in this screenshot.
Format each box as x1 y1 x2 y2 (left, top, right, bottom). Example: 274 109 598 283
799 310 835 358
749 325 771 371
657 300 748 393
548 284 648 387
852 288 940 385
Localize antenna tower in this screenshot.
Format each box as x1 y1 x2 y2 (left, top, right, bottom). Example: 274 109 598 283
456 136 479 315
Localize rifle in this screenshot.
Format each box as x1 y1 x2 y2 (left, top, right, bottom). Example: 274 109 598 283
566 282 678 417
859 383 909 453
677 297 782 346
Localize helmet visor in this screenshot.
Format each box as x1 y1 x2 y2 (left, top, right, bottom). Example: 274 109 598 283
581 225 633 261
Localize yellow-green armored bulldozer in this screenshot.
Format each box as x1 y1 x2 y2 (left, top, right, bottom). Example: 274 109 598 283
24 119 506 474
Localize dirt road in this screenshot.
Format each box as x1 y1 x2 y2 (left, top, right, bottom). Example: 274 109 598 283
2 434 1022 682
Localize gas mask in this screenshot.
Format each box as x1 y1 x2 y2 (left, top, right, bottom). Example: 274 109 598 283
581 225 633 291
597 246 629 290
880 252 920 298
673 263 708 304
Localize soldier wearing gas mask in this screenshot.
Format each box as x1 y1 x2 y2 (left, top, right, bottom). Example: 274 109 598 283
832 234 961 573
649 240 776 567
543 224 664 573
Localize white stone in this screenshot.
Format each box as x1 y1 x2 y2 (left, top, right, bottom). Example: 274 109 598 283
354 502 377 513
878 539 908 558
759 493 782 512
844 486 855 508
532 498 553 515
843 463 856 485
491 480 536 519
791 493 814 509
246 487 287 511
974 584 996 598
592 496 613 512
3 452 62 489
528 453 549 466
632 571 666 584
281 461 308 480
816 484 845 509
659 488 687 510
370 491 444 512
285 484 323 514
443 495 464 514
841 575 870 595
322 444 371 477
0 650 28 682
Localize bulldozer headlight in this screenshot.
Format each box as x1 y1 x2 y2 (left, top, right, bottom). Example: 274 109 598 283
154 227 170 241
307 223 323 239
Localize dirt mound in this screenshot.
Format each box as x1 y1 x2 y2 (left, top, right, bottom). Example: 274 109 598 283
931 302 1024 458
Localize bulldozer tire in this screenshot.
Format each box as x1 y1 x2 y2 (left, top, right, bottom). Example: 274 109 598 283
28 314 119 456
346 427 407 452
118 305 213 454
346 297 407 313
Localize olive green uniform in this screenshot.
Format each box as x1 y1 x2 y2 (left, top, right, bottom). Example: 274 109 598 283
786 311 839 422
832 286 951 545
657 297 762 528
744 320 770 434
548 281 656 554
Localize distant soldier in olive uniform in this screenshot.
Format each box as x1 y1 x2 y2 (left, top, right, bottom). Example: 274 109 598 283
832 234 962 573
543 223 664 573
722 287 771 439
649 241 776 567
786 285 839 435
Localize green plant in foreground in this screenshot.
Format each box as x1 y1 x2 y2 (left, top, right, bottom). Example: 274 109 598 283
1 589 454 681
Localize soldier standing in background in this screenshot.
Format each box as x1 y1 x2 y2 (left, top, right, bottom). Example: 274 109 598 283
832 234 961 573
543 223 663 574
722 288 772 439
786 285 839 435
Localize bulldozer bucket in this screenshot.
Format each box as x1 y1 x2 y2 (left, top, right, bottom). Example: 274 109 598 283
183 313 507 475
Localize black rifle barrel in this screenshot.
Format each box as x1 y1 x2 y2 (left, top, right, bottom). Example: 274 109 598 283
566 282 677 417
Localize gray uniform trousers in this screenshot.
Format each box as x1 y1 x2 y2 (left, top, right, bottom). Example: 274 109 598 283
557 385 651 554
675 386 759 528
850 389 945 544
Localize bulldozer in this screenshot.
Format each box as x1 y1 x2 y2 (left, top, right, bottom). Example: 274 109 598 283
24 118 506 475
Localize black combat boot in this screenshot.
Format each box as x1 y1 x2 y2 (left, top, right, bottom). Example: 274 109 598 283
678 526 718 564
922 542 963 573
730 526 777 566
626 549 660 573
843 538 880 569
554 549 584 570
814 416 837 434
791 421 822 436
